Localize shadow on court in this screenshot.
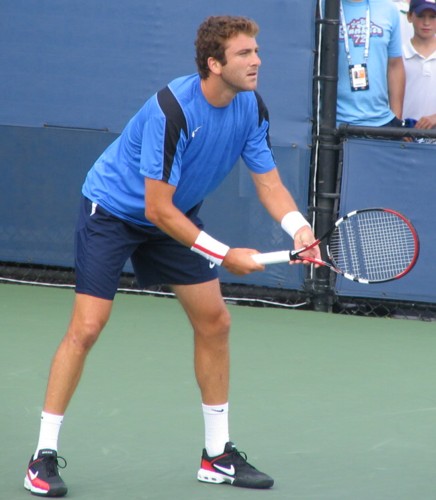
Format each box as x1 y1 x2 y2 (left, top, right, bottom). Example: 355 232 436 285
1 283 436 499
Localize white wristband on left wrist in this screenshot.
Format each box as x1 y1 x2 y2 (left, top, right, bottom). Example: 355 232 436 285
281 211 311 239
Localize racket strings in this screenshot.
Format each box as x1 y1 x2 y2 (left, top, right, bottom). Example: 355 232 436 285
329 211 417 282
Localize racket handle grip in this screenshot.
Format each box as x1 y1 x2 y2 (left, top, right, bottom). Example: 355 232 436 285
252 251 291 265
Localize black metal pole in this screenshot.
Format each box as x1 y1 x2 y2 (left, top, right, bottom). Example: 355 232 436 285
311 0 341 312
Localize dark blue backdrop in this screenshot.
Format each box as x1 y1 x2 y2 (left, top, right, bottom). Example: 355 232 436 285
336 138 436 303
0 0 316 291
1 1 434 304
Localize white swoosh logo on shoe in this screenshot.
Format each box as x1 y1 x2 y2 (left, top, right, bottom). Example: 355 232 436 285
29 470 39 481
214 464 235 476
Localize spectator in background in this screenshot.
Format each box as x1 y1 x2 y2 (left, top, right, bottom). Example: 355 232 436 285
402 0 436 131
336 0 405 127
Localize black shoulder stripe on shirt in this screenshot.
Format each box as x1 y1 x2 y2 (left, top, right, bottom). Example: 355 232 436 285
254 91 272 151
157 86 188 182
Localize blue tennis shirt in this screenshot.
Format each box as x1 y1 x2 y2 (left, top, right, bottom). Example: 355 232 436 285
82 74 276 226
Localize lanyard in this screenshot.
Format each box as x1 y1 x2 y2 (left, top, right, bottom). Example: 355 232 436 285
340 0 371 64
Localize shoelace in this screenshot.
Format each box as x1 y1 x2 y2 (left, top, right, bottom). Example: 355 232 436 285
228 448 256 470
43 455 67 477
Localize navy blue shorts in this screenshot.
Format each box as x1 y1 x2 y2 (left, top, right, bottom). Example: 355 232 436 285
74 196 218 300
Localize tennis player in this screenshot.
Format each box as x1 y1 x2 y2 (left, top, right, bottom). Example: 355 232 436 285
24 15 320 497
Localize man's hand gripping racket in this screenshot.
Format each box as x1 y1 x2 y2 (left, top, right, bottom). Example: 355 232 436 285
252 208 419 284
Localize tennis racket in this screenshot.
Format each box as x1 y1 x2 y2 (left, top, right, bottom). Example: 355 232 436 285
252 208 419 284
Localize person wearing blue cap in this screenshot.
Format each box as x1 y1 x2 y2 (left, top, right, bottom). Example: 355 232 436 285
402 0 436 132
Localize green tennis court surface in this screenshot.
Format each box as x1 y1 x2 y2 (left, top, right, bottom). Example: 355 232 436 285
1 283 436 499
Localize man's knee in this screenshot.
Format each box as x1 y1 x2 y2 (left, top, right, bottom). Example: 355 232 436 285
195 306 231 341
216 307 231 335
67 314 108 352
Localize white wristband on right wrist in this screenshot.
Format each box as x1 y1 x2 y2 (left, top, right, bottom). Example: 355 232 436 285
281 211 310 239
191 231 230 266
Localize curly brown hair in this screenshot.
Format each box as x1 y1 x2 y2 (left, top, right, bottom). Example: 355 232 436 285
195 16 259 79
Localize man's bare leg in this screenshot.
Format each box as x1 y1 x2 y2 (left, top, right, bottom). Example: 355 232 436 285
173 279 230 405
43 293 113 414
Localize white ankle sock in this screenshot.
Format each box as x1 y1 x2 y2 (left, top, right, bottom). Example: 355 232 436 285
34 411 64 459
202 402 229 457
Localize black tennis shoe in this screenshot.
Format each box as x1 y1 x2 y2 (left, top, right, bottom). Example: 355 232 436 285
24 449 68 497
197 441 274 489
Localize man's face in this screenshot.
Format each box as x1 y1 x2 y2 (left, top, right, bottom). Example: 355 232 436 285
218 33 261 92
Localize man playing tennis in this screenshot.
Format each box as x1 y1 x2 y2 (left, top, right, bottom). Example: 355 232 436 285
24 15 320 497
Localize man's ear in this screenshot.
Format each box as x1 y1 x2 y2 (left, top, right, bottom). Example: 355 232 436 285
207 57 222 76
